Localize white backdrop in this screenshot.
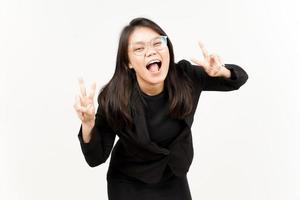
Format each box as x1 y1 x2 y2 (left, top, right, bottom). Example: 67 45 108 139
1 0 299 199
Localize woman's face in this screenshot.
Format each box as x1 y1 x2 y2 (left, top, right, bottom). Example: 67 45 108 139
127 27 170 93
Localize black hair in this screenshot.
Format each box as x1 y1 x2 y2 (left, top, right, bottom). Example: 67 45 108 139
98 17 193 130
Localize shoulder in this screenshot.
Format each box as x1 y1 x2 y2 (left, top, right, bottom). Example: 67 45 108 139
175 59 191 71
175 59 206 82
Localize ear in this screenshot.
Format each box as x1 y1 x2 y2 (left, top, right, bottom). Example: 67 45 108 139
128 63 133 69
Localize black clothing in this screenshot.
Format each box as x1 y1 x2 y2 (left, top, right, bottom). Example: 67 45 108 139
107 167 192 200
140 88 185 148
78 59 248 199
106 88 187 192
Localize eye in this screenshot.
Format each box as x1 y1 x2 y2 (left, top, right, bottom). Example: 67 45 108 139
154 42 162 46
153 40 162 46
134 47 145 52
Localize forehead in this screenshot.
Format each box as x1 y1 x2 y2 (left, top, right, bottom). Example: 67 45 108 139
129 27 161 44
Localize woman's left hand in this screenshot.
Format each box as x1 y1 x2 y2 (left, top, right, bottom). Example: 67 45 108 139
191 42 231 78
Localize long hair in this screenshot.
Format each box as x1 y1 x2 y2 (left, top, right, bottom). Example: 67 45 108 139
98 17 193 130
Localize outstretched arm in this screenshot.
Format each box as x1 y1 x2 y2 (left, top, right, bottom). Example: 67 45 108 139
190 42 248 91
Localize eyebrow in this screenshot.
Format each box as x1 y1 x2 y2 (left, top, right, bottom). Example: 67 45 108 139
131 36 161 45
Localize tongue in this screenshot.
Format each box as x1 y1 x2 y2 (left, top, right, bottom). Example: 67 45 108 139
148 63 159 72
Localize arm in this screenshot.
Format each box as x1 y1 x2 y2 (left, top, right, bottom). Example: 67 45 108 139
195 63 248 91
78 104 116 167
189 42 248 91
178 59 248 91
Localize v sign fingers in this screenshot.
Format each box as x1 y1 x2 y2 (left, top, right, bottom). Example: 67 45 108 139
191 41 211 71
191 41 228 78
78 77 87 97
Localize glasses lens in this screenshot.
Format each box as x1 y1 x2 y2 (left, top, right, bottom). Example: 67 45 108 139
152 36 167 50
132 44 145 56
131 36 167 56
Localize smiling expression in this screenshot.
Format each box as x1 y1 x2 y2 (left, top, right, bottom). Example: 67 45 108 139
127 27 170 95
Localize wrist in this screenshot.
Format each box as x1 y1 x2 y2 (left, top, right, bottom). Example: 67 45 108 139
82 119 95 129
221 67 231 78
81 120 95 143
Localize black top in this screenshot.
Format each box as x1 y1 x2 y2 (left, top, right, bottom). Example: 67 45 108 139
107 88 185 183
141 88 185 147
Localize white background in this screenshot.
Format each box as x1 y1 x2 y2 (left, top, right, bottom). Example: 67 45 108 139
1 0 299 199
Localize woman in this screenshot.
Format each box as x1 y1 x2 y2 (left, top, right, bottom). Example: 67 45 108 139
74 17 248 200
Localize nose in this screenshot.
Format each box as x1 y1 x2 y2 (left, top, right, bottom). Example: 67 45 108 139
145 46 157 57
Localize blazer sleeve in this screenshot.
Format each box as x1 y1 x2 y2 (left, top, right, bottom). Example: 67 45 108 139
77 102 116 167
177 59 248 91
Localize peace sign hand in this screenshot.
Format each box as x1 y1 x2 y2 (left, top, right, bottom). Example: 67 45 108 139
73 78 97 126
191 42 231 78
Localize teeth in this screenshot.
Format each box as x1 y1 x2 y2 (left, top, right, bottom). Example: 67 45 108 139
147 59 161 65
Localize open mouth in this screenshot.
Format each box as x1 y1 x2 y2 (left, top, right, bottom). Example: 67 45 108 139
146 61 162 73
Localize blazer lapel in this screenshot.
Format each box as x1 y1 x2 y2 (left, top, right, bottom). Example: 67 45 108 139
129 84 151 144
128 83 192 154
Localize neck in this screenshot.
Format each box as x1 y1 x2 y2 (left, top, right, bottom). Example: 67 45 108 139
137 81 164 96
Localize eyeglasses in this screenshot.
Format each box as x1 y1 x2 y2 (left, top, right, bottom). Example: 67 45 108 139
129 36 168 56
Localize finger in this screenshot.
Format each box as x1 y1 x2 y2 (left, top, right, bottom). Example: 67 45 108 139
88 81 97 99
76 104 88 113
198 41 209 59
209 54 221 69
78 95 86 106
73 103 84 121
81 96 93 109
73 95 82 109
191 58 207 69
76 110 84 121
86 104 95 115
73 100 85 113
75 97 94 115
78 77 87 97
213 54 222 66
74 96 87 112
217 55 225 67
213 54 224 73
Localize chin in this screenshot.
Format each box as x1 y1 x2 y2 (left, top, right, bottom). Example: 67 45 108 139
147 75 167 85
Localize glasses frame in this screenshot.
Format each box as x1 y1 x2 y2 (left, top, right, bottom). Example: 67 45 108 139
129 35 168 56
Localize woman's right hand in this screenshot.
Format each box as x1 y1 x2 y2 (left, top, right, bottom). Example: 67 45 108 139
73 78 97 126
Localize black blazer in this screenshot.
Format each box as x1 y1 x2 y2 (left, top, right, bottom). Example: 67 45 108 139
78 59 248 184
